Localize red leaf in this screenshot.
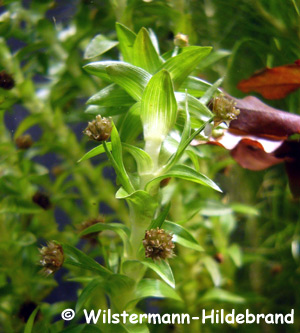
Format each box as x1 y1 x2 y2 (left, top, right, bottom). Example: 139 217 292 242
194 95 300 197
237 60 300 99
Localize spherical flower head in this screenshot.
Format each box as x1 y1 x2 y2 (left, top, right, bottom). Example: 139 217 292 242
143 227 175 261
212 94 240 127
15 134 34 150
32 191 51 210
83 115 112 141
174 33 189 47
0 70 15 90
39 242 64 276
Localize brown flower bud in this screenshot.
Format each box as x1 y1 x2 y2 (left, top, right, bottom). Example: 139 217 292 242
270 264 282 276
32 191 51 210
174 33 189 47
212 94 240 127
78 216 105 241
213 252 224 264
160 177 171 188
0 70 15 90
39 242 64 276
143 227 175 261
51 165 64 177
83 115 112 141
15 134 34 150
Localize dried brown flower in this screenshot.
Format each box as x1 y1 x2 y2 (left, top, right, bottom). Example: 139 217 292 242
15 134 34 150
78 216 105 241
143 227 175 261
0 70 15 90
32 191 51 210
83 115 112 141
212 94 240 127
39 242 64 276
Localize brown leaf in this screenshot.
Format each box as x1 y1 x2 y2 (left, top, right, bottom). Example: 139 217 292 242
237 60 300 99
195 95 300 197
231 96 300 138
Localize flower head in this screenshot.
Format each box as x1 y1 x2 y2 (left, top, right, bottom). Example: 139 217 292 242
143 227 175 261
15 134 34 150
212 94 240 127
0 70 15 90
83 115 112 141
39 242 64 276
32 191 51 210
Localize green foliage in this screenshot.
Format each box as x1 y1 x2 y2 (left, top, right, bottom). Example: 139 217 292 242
1 1 299 333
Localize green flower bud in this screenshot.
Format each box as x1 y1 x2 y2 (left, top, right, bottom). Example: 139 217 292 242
174 33 189 47
83 115 112 141
212 94 240 127
143 227 175 261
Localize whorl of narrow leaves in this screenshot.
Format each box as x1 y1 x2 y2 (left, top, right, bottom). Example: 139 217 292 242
143 227 175 261
83 115 112 142
39 242 64 276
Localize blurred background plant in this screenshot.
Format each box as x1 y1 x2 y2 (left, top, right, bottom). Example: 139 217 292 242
0 0 299 332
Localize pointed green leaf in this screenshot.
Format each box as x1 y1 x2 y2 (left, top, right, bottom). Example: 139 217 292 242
163 221 204 252
141 70 177 142
84 35 118 59
119 102 142 143
202 257 222 286
199 77 223 105
133 28 163 74
76 278 103 312
148 203 170 229
141 259 175 288
199 288 246 304
161 46 212 89
83 61 125 81
116 23 136 63
62 244 112 276
175 92 212 120
122 143 153 174
115 188 157 221
85 105 128 117
196 49 231 71
86 84 135 107
126 279 181 308
110 124 134 193
24 306 39 333
14 114 42 139
146 164 222 192
77 142 110 163
106 63 151 101
79 222 131 256
180 76 212 97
